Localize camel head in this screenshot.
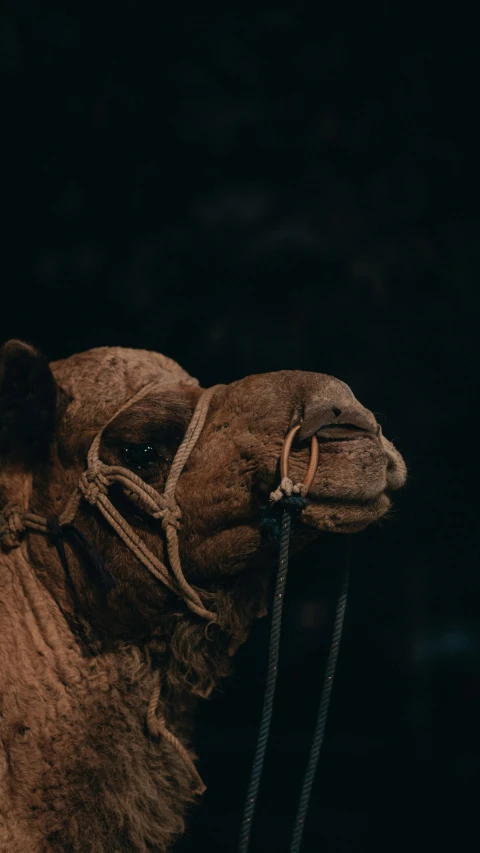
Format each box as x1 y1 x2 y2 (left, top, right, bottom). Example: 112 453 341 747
0 340 406 641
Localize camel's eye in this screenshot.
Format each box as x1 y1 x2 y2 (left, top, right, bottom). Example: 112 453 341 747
121 443 160 471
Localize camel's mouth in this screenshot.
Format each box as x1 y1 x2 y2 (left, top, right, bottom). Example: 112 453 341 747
312 423 376 442
281 427 404 534
292 423 378 455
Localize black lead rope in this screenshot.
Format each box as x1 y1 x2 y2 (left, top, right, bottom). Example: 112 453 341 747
238 509 293 853
238 506 350 853
46 518 116 591
289 562 349 853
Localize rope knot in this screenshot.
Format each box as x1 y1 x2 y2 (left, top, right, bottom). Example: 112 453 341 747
0 503 26 549
79 464 110 505
269 476 307 503
153 497 182 532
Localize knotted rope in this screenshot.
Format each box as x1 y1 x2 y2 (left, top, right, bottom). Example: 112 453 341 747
0 380 221 792
0 503 25 549
269 475 307 503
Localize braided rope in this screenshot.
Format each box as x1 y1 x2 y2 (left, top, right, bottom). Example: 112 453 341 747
91 494 177 591
164 385 218 498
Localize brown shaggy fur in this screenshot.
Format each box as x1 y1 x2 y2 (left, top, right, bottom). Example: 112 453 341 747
0 341 406 852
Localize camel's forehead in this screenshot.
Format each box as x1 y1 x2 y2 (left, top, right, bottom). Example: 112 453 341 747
51 347 198 429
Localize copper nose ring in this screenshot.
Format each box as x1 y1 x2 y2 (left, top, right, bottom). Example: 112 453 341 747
280 425 319 495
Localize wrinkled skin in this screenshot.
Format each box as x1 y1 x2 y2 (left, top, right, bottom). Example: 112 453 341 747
0 341 406 853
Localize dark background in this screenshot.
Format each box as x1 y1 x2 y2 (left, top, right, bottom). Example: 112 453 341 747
2 3 478 851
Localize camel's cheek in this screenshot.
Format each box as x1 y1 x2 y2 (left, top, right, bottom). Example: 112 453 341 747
181 523 266 578
176 435 261 532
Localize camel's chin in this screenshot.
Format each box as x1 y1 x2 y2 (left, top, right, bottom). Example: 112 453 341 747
299 491 392 533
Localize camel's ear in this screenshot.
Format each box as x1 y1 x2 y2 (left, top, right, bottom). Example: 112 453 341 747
0 340 57 460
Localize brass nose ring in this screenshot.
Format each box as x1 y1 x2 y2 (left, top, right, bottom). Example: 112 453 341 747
280 425 319 495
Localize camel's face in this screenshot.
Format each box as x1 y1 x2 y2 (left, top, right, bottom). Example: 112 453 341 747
0 342 406 601
157 371 405 580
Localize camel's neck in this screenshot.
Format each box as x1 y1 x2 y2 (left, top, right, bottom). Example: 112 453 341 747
1 545 87 680
0 545 202 724
0 546 199 853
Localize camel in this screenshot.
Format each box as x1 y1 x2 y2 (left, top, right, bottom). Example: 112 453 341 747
0 339 406 852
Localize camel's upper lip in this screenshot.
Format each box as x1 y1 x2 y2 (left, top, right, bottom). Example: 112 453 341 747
306 423 376 442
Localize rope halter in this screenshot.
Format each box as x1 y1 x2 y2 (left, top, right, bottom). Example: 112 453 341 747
0 381 221 621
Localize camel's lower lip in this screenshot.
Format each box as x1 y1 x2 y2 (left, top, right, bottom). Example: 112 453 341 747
296 491 392 531
303 493 387 508
317 433 372 443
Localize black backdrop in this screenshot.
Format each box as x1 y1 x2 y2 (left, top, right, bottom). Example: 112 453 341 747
2 3 479 852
